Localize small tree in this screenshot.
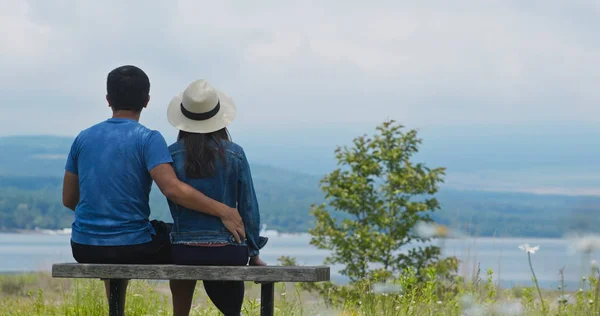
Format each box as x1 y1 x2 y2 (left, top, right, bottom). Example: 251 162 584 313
310 120 446 282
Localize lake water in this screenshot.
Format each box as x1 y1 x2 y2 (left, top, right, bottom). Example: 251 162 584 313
1 233 597 290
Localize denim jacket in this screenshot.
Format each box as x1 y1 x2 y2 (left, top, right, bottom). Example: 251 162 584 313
167 139 267 256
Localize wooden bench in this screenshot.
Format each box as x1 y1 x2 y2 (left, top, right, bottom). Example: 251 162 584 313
52 263 330 316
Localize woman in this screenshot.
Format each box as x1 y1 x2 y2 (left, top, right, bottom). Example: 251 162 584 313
165 79 268 316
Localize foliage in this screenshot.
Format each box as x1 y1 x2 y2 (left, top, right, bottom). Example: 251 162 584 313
309 120 446 283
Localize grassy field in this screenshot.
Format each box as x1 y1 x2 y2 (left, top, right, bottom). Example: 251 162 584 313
0 273 330 316
2 268 600 315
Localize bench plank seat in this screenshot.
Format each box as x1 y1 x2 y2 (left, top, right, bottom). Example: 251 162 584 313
52 263 330 316
52 263 329 282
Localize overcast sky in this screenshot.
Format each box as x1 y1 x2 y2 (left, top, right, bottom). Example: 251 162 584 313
1 0 599 137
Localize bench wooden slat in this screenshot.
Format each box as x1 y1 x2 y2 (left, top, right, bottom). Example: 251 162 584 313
52 263 330 282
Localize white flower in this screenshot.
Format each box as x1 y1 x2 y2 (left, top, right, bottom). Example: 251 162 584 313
592 260 598 269
518 244 540 254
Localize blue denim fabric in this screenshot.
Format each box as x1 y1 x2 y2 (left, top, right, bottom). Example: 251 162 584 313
167 139 267 256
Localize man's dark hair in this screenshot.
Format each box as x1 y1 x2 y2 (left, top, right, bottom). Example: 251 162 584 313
106 65 150 112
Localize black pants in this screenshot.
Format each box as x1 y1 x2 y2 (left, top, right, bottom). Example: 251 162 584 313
71 220 173 264
172 244 249 316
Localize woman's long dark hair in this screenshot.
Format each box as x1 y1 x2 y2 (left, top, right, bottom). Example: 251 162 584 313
178 128 231 178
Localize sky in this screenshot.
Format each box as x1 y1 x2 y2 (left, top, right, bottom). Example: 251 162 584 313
1 0 599 138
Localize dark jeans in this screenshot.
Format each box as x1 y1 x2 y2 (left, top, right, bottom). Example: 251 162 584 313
71 220 173 264
172 244 249 316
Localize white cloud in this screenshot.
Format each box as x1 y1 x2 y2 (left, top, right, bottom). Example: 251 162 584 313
0 0 599 136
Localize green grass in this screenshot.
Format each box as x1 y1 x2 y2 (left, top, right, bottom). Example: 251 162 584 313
3 270 600 315
0 273 328 315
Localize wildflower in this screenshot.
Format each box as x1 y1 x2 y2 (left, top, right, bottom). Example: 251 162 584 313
592 260 599 269
281 292 286 296
437 301 442 304
132 294 143 298
518 244 540 254
519 243 545 311
589 299 594 304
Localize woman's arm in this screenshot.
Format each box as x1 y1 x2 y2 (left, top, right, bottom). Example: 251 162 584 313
238 149 268 257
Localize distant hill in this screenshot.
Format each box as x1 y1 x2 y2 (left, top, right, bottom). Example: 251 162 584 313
1 135 600 237
0 136 73 177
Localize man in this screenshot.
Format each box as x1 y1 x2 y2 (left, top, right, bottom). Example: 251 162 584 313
62 65 245 314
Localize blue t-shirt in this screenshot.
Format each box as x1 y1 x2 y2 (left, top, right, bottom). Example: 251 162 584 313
65 118 173 246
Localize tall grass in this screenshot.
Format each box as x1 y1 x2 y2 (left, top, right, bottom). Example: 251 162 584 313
3 269 600 315
0 274 326 316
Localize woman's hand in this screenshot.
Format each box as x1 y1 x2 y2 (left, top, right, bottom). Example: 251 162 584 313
249 256 267 266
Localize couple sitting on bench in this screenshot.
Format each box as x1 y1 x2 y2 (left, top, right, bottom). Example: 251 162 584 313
62 65 267 316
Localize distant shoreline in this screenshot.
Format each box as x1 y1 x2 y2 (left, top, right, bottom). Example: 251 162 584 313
0 228 71 235
0 228 580 242
0 228 307 238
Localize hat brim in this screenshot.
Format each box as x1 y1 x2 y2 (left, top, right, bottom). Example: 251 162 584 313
167 89 237 134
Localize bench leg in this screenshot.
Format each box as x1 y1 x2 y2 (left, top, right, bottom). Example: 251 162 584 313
260 282 275 316
108 279 127 316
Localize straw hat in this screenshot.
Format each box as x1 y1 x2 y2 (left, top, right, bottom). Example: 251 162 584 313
167 79 236 133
